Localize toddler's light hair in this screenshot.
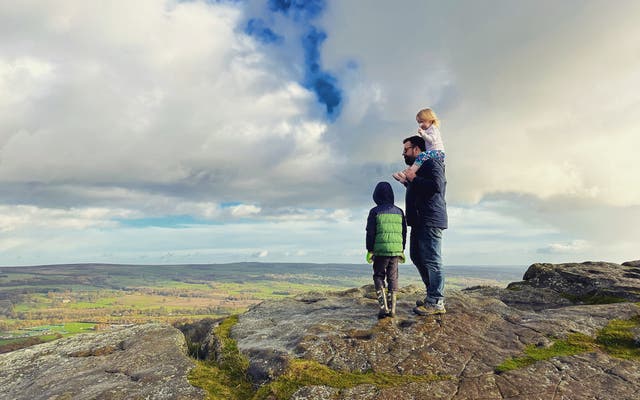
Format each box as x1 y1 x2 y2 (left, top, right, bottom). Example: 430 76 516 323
416 108 440 128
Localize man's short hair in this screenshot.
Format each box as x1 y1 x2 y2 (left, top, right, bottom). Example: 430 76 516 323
403 135 426 152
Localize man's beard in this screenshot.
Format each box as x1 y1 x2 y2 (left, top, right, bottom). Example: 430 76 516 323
404 155 415 166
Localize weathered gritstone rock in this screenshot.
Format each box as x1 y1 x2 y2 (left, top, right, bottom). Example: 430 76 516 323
2 260 639 399
495 352 640 400
509 260 640 303
232 261 640 399
622 260 640 268
0 323 206 400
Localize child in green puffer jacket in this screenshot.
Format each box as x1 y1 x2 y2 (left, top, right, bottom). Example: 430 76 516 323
365 181 407 318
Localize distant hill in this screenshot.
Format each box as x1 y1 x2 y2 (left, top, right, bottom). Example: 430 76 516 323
0 262 527 293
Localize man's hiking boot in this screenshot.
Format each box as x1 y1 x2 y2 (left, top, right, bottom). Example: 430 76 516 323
388 290 397 318
415 296 428 307
413 301 446 316
376 288 389 319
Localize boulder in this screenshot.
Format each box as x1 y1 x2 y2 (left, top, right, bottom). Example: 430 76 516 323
622 259 640 268
507 261 640 303
232 261 640 399
3 260 640 399
0 323 205 400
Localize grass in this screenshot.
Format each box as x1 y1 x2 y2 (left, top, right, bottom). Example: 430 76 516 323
0 322 96 352
596 316 640 360
188 315 450 400
188 315 253 400
496 315 640 373
189 360 249 400
254 359 450 400
495 333 595 373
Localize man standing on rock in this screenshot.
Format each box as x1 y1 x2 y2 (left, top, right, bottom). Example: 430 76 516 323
401 135 448 315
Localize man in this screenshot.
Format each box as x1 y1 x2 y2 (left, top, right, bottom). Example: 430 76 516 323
402 135 448 315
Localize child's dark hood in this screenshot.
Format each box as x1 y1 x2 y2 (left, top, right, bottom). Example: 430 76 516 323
373 181 394 205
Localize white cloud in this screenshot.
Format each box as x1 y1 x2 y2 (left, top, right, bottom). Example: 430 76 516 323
538 240 589 255
1 1 639 266
0 205 130 232
252 250 269 258
0 0 337 209
320 0 640 207
230 204 261 217
0 212 369 265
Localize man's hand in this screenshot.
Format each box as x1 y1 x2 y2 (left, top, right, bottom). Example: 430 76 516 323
404 168 416 182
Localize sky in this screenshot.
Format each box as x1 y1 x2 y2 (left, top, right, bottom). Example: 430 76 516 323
1 0 639 267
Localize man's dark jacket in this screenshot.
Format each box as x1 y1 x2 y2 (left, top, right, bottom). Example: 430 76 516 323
405 158 448 229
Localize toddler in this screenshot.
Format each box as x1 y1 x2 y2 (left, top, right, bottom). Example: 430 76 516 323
393 108 445 183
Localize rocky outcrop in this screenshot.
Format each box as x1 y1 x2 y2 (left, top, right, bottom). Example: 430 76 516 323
1 260 639 399
507 261 640 303
0 323 205 400
233 260 640 399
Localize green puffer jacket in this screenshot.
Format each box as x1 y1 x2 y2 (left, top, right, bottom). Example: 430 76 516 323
366 182 407 256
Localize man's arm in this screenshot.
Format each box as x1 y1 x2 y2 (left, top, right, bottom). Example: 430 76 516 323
404 160 445 196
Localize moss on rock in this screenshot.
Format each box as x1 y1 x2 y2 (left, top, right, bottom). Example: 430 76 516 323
189 315 450 400
495 333 595 373
254 359 449 400
496 315 640 373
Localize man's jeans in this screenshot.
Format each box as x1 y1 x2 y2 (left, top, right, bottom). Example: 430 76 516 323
410 226 444 304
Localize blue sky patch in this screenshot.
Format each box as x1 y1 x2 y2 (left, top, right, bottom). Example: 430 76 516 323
245 18 284 44
243 0 342 119
302 27 342 118
116 215 216 228
268 0 325 21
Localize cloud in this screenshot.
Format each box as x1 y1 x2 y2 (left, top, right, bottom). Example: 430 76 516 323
537 240 589 255
0 205 131 232
242 0 342 118
0 0 346 211
252 250 269 258
1 1 639 266
318 0 640 207
0 206 369 265
229 204 262 217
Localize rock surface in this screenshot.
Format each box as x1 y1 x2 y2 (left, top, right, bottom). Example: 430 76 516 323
508 261 640 303
233 260 640 399
1 260 639 399
0 323 205 400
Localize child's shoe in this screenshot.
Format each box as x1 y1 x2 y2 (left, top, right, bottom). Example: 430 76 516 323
392 171 407 183
376 288 389 319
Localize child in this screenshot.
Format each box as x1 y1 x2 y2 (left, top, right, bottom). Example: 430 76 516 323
393 108 445 184
365 181 407 318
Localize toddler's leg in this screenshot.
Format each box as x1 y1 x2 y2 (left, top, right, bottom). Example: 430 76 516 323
406 163 419 174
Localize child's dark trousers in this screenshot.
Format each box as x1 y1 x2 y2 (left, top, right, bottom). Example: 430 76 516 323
372 255 399 291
